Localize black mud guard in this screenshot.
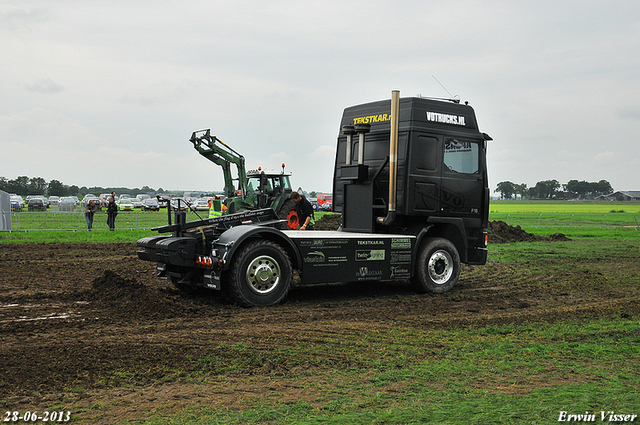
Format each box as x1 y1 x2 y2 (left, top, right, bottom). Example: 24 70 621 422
418 217 469 263
137 235 171 262
214 225 302 270
155 236 198 267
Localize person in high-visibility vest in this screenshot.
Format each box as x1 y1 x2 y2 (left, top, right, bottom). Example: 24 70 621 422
208 196 227 218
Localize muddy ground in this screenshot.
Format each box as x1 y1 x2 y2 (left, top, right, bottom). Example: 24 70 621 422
1 221 638 423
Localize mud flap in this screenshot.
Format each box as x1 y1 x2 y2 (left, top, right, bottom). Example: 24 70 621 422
203 270 222 290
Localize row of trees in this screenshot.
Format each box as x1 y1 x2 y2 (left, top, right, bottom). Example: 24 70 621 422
0 176 164 198
1 176 321 201
4 174 614 202
496 179 614 200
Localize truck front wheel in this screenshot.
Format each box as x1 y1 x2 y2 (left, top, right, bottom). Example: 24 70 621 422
411 237 460 294
225 240 292 307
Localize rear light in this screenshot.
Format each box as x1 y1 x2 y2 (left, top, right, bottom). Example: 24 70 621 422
195 255 217 269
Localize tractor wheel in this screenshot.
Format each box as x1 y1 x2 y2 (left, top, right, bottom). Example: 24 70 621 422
276 199 298 230
286 209 299 230
224 240 292 307
411 237 460 294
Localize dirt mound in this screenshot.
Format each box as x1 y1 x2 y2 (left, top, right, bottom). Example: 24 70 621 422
313 215 572 244
548 232 572 241
488 220 571 243
315 213 342 230
88 270 206 320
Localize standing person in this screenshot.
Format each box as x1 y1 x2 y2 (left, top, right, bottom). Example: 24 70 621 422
106 196 118 231
85 200 97 230
289 191 315 230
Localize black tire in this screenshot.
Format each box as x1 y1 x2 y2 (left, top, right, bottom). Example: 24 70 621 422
276 199 297 230
411 237 460 294
224 239 292 307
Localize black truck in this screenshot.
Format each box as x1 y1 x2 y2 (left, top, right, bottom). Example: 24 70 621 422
137 91 491 307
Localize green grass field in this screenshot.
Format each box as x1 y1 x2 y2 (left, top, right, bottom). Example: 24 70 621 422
489 201 640 238
490 200 640 214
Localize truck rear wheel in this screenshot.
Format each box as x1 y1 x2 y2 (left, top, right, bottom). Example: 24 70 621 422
411 237 460 294
224 240 292 307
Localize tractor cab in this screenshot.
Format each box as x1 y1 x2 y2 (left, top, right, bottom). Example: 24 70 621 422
245 165 292 211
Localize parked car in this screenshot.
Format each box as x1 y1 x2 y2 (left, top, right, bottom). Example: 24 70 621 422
142 198 160 211
117 198 135 211
192 198 211 211
59 197 78 212
27 195 49 209
171 198 190 211
157 197 168 208
48 196 60 206
27 198 46 211
10 194 24 211
10 195 24 211
99 194 112 206
81 195 102 210
318 201 333 211
131 198 143 209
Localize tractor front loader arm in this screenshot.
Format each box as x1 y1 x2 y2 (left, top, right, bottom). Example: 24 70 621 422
190 129 248 199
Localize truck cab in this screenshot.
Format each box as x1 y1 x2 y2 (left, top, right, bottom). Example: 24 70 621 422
333 95 491 265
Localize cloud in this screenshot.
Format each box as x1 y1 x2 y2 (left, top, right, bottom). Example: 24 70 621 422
616 105 640 121
311 145 335 158
592 151 617 163
24 78 63 94
0 7 50 28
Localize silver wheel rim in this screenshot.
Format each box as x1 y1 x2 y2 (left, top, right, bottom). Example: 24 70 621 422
246 255 281 295
428 249 453 285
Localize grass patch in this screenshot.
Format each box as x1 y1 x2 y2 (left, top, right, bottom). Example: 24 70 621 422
0 229 157 243
490 200 640 214
134 316 640 424
488 201 640 235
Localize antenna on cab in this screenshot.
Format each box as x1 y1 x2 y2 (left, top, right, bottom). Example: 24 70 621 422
432 75 460 103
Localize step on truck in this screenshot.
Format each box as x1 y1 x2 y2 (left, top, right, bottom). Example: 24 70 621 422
137 90 491 307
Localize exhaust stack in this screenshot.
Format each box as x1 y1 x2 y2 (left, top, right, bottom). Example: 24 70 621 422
377 90 400 226
342 125 355 165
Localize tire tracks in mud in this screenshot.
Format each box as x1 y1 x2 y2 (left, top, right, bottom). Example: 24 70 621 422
1 241 638 402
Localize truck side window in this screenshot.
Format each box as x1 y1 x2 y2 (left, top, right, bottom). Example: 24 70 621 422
444 139 479 174
414 135 438 171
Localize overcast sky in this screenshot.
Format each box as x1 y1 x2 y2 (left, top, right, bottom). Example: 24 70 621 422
2 1 639 195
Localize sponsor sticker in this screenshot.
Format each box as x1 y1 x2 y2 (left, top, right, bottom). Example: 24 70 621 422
356 249 385 261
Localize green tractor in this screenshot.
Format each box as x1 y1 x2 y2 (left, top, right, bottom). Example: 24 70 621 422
189 129 300 229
